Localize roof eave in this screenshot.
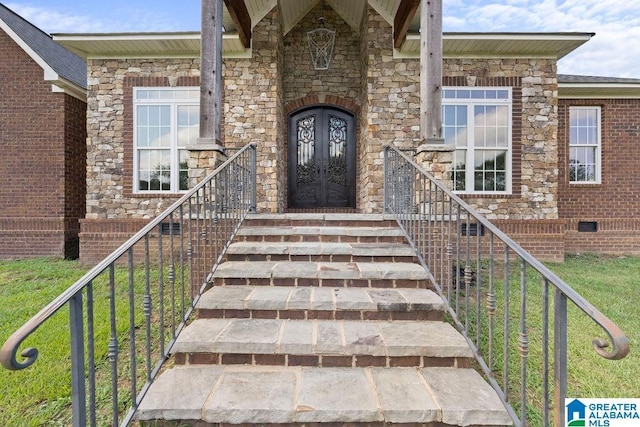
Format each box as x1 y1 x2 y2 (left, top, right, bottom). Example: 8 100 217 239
396 32 594 59
54 32 251 59
559 83 640 99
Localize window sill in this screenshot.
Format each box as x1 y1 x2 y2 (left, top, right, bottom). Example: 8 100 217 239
128 192 186 198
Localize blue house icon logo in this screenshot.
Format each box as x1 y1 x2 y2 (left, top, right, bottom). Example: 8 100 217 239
567 399 587 426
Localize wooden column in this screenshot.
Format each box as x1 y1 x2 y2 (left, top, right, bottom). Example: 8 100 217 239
416 0 452 187
198 0 224 150
420 0 443 144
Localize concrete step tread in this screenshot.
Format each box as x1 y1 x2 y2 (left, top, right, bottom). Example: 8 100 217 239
198 285 444 312
237 225 405 236
213 261 428 280
226 241 415 256
173 318 472 358
245 213 395 222
136 365 512 425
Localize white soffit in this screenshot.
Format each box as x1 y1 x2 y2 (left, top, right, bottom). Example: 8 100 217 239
54 32 250 59
396 32 594 60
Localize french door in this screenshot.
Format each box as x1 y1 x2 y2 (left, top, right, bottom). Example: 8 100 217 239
288 107 355 208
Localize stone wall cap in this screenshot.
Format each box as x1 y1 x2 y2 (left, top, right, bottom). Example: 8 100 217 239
416 141 454 154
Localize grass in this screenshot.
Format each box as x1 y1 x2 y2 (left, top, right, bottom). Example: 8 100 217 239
0 258 87 426
548 254 639 398
0 256 192 426
452 253 640 425
1 255 638 426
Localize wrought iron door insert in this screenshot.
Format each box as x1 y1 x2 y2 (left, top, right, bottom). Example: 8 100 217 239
288 107 355 208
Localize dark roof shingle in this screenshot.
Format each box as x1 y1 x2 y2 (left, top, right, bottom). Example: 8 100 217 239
0 3 86 89
559 74 640 84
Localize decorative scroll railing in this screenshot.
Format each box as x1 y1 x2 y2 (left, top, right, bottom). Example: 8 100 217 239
0 143 257 426
383 144 629 426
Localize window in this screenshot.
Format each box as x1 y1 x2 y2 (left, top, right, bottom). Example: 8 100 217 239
134 88 199 193
443 88 512 193
569 106 601 184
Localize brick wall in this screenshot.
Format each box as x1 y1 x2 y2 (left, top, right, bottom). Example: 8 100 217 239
0 29 86 259
558 98 640 254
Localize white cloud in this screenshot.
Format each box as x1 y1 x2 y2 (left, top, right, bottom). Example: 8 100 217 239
444 0 640 77
5 2 197 33
5 3 107 33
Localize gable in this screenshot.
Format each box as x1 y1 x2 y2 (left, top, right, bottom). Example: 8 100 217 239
0 3 86 100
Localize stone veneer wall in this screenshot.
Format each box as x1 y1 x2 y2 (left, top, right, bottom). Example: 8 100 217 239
361 7 421 213
443 60 560 220
223 8 284 212
282 3 363 211
81 58 200 262
80 6 565 262
282 4 362 107
85 58 200 219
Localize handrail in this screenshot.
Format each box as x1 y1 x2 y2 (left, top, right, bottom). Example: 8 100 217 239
383 144 629 425
1 142 257 425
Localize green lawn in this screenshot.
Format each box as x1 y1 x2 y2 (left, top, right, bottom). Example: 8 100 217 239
0 255 638 426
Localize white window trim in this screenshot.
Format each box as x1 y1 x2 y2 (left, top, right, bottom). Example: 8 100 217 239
443 87 513 195
133 87 199 194
569 106 602 185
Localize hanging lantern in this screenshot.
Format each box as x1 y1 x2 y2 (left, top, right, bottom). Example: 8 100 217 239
307 15 335 70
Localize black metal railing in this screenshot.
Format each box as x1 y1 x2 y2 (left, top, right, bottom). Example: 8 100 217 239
0 142 257 426
383 144 629 426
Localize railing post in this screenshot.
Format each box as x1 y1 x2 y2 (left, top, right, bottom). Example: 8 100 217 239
250 145 257 212
69 293 87 427
554 288 568 427
383 146 390 213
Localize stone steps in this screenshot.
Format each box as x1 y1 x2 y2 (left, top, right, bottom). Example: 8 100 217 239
211 261 431 288
135 214 512 426
136 365 513 426
225 241 418 262
196 285 443 320
171 318 471 367
236 225 407 243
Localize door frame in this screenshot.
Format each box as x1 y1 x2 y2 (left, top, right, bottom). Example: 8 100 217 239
287 105 356 209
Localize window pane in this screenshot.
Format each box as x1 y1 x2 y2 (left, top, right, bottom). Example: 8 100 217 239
453 149 466 191
179 150 189 191
139 171 150 191
138 149 171 191
474 150 506 191
137 127 149 147
496 127 508 147
138 106 149 125
496 105 508 126
444 105 457 125
457 106 467 126
178 105 199 146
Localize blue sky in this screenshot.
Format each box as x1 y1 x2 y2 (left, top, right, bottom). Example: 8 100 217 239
4 0 640 77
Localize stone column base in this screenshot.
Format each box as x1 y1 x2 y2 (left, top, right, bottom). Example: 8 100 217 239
187 141 227 188
415 142 454 188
